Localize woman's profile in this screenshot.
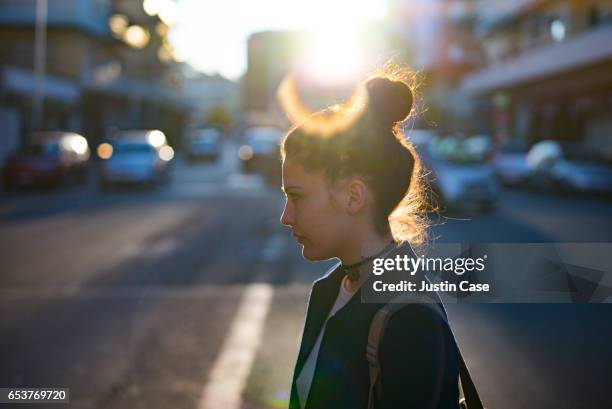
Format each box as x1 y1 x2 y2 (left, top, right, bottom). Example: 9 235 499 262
278 69 463 409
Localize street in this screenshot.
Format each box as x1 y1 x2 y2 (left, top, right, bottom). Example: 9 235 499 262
1 141 611 409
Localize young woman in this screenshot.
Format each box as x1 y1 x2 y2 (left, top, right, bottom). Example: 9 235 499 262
279 73 460 409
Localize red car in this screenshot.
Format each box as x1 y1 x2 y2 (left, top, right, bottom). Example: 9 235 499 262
3 132 90 188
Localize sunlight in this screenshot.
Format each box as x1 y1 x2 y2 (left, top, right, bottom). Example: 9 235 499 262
144 0 180 26
169 0 387 79
297 26 368 85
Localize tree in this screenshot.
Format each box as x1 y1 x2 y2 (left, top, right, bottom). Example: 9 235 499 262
207 105 232 131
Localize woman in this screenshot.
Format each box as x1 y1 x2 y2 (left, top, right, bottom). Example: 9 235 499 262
279 72 460 409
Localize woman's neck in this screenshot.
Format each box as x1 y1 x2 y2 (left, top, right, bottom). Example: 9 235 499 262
338 230 394 292
339 231 393 266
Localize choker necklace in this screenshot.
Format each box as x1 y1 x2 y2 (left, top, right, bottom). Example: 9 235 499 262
342 241 396 282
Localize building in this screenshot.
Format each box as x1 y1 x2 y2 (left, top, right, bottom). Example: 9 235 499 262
0 0 187 164
243 26 388 127
461 0 612 150
243 31 301 117
386 0 485 132
181 69 239 126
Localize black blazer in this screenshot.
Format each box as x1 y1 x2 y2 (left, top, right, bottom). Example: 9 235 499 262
289 246 460 409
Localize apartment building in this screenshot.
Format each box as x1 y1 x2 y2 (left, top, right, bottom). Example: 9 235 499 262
461 0 612 150
0 0 186 163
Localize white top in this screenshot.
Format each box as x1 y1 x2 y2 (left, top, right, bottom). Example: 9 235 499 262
296 275 357 408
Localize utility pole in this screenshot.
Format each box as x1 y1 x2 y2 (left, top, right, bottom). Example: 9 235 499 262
32 0 48 132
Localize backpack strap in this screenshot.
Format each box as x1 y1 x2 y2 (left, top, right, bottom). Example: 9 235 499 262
366 293 484 409
366 301 402 409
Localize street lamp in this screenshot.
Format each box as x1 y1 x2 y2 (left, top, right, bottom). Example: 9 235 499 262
32 0 48 131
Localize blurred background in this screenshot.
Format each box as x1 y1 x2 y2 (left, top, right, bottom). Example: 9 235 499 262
0 1 611 408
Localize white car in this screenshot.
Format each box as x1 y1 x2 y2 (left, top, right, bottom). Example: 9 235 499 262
527 140 612 193
238 126 284 183
494 142 532 186
99 139 172 187
414 135 499 213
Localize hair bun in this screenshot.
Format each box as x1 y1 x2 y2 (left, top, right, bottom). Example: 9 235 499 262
366 77 413 128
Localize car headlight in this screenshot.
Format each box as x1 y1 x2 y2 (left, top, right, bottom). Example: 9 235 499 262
238 145 253 161
158 145 174 162
97 143 113 159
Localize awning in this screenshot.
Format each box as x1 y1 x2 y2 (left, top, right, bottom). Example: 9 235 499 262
1 65 81 103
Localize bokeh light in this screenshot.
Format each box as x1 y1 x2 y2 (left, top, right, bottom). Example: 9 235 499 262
238 145 254 161
124 25 150 49
108 14 128 37
158 145 175 161
143 0 164 16
70 135 89 155
97 143 113 160
147 130 167 148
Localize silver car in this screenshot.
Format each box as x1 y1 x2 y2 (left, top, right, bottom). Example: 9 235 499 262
99 141 171 187
494 142 532 187
527 140 612 193
409 132 499 213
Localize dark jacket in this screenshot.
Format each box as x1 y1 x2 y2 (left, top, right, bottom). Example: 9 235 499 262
289 245 460 409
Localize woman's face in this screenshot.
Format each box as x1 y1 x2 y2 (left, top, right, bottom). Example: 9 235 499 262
280 159 349 261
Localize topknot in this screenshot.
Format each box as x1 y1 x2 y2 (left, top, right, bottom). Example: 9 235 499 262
365 77 413 129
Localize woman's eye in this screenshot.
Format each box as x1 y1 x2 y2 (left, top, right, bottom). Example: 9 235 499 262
287 193 300 202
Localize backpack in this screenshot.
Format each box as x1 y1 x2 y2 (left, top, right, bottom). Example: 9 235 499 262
366 294 485 409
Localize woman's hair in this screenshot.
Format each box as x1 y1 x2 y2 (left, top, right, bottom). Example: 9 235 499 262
279 66 431 246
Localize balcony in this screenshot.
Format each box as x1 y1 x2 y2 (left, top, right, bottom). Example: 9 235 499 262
476 0 541 33
461 24 612 94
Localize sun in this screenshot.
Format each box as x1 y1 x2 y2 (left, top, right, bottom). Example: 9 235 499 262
169 0 387 80
297 26 369 86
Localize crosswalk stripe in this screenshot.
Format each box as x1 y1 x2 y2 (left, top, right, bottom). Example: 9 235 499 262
198 282 274 409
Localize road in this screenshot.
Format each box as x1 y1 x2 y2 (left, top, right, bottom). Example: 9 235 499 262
1 141 611 409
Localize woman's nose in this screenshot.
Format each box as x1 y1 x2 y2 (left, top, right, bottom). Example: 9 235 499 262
280 200 294 227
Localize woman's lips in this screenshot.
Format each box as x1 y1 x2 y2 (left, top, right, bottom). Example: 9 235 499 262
293 234 306 243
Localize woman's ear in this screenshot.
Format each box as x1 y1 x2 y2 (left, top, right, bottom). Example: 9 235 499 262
346 179 368 215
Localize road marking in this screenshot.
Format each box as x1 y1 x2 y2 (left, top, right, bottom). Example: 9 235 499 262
198 283 274 409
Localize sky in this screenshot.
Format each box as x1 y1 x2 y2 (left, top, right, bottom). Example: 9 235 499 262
168 0 388 80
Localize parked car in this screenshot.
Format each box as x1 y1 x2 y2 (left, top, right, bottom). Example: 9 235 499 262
405 129 439 144
526 140 612 193
98 130 174 187
185 128 221 161
238 126 283 183
413 135 499 213
3 131 90 188
493 142 532 186
112 129 169 149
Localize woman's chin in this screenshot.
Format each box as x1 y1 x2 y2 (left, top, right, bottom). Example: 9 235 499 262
301 247 317 261
301 244 329 262
301 244 319 261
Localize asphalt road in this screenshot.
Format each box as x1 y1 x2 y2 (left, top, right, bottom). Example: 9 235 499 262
1 142 611 409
